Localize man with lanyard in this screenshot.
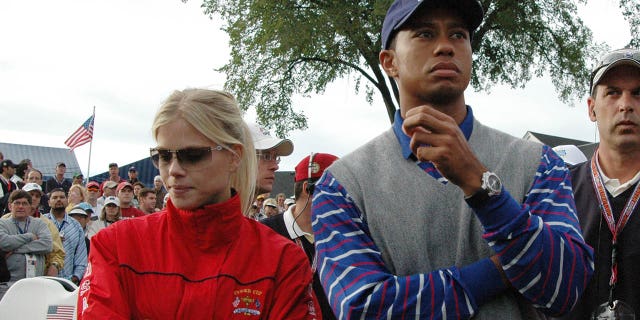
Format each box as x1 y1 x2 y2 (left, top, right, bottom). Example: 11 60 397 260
262 152 339 319
1 183 65 277
560 48 640 319
44 188 87 285
311 0 594 318
0 190 52 300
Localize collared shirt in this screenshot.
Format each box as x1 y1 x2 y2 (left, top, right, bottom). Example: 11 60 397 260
282 205 313 243
595 156 640 197
312 106 594 318
392 106 474 184
44 212 87 280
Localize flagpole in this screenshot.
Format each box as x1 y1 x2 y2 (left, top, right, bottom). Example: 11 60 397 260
86 106 95 184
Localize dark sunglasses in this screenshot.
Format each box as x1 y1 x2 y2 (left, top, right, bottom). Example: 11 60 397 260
150 146 223 170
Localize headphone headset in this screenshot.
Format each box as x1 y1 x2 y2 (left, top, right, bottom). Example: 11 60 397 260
306 152 316 194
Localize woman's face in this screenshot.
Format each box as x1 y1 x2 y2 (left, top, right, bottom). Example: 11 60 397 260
156 118 240 210
69 189 82 204
105 204 119 220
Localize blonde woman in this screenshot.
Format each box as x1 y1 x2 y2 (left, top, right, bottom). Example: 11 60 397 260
86 196 121 239
65 184 87 213
78 89 319 319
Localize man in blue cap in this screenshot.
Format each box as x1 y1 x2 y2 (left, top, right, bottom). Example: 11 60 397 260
312 1 594 319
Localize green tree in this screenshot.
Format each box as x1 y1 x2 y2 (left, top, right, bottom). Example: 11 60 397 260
619 0 640 48
193 0 627 136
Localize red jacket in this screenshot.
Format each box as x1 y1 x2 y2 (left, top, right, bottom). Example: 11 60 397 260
77 195 319 319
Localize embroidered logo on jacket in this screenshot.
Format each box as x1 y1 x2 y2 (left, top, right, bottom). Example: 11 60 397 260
232 289 263 316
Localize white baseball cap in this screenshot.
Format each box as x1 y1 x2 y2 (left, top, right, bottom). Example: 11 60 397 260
22 183 43 194
104 196 121 207
248 123 294 156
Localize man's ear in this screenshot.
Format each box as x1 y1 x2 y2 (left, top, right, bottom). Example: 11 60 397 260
379 49 397 77
587 96 597 122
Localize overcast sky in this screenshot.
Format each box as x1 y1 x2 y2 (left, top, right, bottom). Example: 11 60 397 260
0 0 632 176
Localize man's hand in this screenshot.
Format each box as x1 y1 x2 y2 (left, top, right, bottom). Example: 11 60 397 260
71 276 80 285
402 106 486 195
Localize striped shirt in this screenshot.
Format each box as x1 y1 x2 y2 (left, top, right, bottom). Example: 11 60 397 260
312 109 594 319
45 212 87 280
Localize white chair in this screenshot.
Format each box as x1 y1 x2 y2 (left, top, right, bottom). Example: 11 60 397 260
0 277 78 319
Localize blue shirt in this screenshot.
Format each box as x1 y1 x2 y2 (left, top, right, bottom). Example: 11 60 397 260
45 212 87 280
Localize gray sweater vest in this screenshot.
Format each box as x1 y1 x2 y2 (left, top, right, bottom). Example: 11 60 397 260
328 119 545 319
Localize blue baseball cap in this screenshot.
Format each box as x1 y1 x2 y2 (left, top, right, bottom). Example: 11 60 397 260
381 0 484 49
75 202 94 214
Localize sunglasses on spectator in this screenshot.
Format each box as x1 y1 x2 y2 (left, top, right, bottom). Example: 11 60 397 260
150 146 227 170
87 187 100 191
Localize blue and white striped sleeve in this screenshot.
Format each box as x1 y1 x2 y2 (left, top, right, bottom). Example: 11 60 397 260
312 171 507 320
475 145 594 316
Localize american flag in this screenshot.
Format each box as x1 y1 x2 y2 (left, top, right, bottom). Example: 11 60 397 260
46 305 75 320
64 114 94 151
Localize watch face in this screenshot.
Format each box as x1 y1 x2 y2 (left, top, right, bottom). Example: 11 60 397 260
488 175 501 191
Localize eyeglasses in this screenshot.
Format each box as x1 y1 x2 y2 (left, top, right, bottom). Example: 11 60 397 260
257 152 281 164
11 200 31 207
150 146 224 170
87 187 100 192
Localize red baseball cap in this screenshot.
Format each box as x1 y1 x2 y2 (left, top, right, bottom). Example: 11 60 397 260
116 181 133 194
294 153 339 182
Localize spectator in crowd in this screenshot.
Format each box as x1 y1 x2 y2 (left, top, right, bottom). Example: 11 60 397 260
78 88 318 318
11 161 29 189
311 0 594 318
152 175 166 210
85 181 100 220
284 197 295 211
128 167 139 184
0 190 52 299
45 162 71 194
138 188 157 214
275 192 286 213
72 173 84 185
262 198 279 218
100 163 125 191
0 160 18 214
249 123 293 205
1 183 64 277
66 184 88 213
96 181 118 209
86 196 121 240
27 169 48 213
132 181 145 209
68 203 92 254
44 188 87 285
116 182 144 219
262 152 339 320
558 48 640 319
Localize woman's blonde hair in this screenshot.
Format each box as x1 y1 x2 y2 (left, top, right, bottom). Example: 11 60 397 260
68 184 87 204
100 204 121 221
151 89 257 214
